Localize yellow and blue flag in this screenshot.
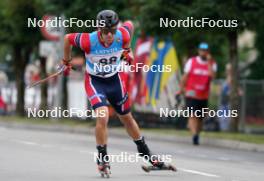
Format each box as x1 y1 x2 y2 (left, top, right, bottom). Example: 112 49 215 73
146 39 180 106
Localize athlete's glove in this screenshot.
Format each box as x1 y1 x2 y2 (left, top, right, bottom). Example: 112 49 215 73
121 48 133 65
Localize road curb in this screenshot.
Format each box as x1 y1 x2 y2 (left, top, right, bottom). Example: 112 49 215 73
0 121 264 153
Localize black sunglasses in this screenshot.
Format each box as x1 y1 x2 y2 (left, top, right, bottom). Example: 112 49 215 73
101 27 117 35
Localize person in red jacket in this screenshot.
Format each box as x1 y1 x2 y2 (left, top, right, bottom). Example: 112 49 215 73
0 91 7 115
180 42 217 145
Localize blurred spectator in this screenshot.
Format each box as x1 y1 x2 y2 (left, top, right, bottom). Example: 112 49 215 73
0 71 8 85
180 42 217 145
0 91 7 115
219 63 232 131
218 63 243 131
25 69 41 108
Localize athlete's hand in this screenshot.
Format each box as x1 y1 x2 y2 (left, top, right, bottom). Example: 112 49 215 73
176 88 185 96
60 59 72 76
121 48 133 65
206 53 212 61
208 59 216 79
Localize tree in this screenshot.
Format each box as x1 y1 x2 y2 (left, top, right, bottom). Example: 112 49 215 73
138 0 264 131
0 0 43 116
249 21 264 79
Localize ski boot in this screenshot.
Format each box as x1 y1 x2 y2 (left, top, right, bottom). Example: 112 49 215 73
134 137 177 173
96 145 111 178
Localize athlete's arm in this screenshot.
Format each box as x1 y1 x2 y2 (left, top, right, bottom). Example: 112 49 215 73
208 61 217 79
119 21 134 63
64 33 91 62
119 21 134 48
207 53 217 79
179 59 191 94
179 73 188 94
63 35 72 62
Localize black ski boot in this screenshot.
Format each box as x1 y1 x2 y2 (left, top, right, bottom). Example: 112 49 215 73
134 137 177 172
134 137 164 168
96 145 111 178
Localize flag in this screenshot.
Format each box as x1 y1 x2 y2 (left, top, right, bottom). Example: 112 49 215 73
146 39 180 107
129 37 153 105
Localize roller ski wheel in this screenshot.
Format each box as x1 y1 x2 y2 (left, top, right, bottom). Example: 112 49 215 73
142 164 177 172
98 164 111 178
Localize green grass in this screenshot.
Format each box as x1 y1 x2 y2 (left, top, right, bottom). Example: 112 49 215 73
245 124 264 130
201 131 264 144
1 116 264 144
0 116 95 127
141 128 264 144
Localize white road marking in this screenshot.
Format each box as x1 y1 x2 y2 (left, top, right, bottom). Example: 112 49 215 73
14 140 39 146
9 138 222 179
179 168 220 178
217 157 231 161
89 149 220 178
11 139 54 148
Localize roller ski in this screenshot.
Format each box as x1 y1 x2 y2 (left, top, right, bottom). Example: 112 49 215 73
96 145 111 178
134 136 177 173
142 163 177 173
98 162 111 178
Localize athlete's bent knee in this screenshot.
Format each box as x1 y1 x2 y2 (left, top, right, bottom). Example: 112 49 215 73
95 106 109 127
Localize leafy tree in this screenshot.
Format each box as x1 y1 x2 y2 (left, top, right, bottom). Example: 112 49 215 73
138 0 264 131
249 22 264 79
0 0 43 116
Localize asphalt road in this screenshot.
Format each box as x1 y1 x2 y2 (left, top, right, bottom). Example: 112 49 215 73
0 126 263 181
